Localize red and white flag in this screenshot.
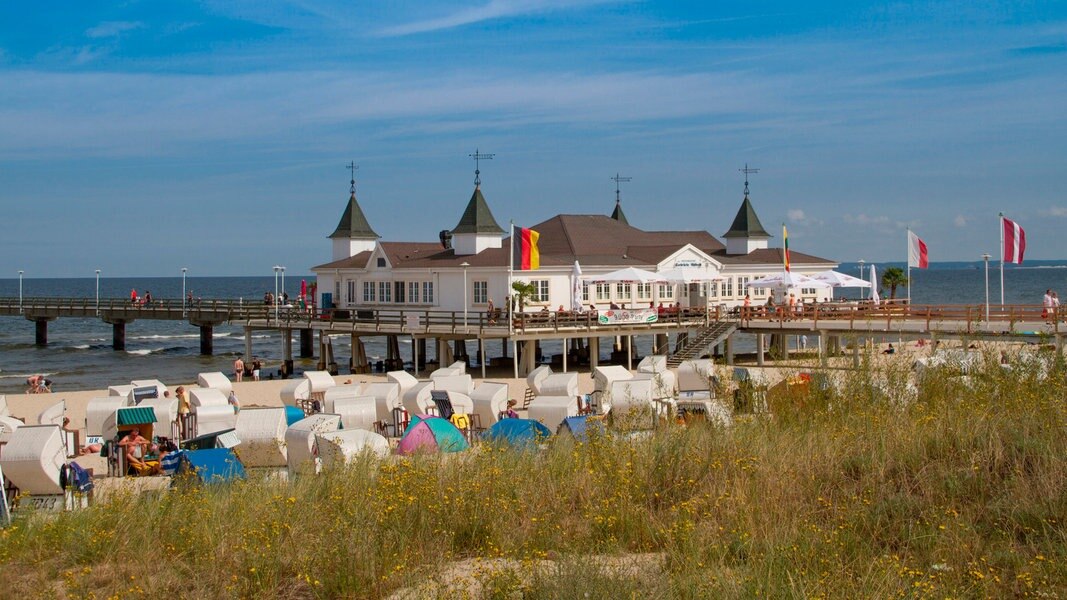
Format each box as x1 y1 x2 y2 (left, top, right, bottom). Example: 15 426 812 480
1002 216 1026 264
908 230 928 269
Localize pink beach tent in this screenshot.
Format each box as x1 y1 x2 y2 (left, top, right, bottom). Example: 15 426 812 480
395 415 469 455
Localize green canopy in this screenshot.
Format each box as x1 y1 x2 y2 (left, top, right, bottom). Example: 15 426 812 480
117 407 157 426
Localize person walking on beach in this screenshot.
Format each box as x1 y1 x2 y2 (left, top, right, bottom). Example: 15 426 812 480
251 356 261 381
175 386 191 439
234 356 245 382
228 390 241 414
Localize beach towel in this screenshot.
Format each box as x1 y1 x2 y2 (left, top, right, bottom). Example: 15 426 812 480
161 450 186 475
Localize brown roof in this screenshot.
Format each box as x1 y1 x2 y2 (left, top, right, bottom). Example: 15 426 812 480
313 214 834 271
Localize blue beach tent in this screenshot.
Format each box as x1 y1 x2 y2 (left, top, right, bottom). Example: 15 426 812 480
557 416 605 443
285 406 306 426
179 448 246 483
484 418 552 448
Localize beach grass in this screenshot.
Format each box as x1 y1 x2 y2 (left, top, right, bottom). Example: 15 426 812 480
2 353 1066 598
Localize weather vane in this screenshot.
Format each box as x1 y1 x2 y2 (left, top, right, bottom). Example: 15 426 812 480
739 163 759 199
611 173 632 205
469 149 494 187
347 161 359 194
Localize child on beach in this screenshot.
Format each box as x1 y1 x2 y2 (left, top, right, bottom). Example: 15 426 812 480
504 400 519 419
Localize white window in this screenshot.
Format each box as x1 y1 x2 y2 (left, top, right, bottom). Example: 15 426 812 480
596 283 611 301
423 281 434 304
346 281 355 304
363 281 375 303
394 281 405 303
657 284 674 299
707 283 718 298
802 287 816 295
408 282 419 304
582 284 589 302
636 283 652 300
378 281 391 303
532 280 549 303
739 277 750 296
473 280 488 304
725 277 734 297
616 283 631 300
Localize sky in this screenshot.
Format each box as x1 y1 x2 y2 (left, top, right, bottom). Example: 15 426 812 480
1 0 1065 277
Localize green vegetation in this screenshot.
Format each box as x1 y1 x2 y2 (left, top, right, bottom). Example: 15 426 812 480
881 267 909 299
2 356 1066 598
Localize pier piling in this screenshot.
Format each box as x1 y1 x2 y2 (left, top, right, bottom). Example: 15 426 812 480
112 322 125 351
34 319 48 346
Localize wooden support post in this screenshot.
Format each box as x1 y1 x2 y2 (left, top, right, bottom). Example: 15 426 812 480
244 327 253 361
756 333 765 366
590 336 600 370
725 334 734 366
819 333 828 367
199 325 213 355
111 321 124 351
480 338 487 379
299 328 313 358
35 319 48 347
627 336 633 371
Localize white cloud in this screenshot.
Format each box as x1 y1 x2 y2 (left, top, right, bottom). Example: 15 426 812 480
787 209 806 222
954 215 968 227
844 214 890 226
1047 206 1067 217
85 21 144 39
377 0 620 37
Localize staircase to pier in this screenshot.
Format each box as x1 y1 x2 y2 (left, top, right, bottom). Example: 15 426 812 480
667 322 738 367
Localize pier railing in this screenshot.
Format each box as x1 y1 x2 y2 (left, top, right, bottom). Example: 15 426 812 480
738 303 1060 332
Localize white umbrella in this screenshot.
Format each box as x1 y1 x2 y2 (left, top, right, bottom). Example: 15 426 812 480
747 271 832 289
810 270 872 288
582 266 665 283
869 264 880 305
571 261 584 312
657 267 721 284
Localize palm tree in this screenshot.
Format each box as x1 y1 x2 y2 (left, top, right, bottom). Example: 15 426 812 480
511 281 537 313
881 267 909 300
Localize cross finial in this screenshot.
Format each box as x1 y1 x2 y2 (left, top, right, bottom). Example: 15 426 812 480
347 161 359 194
469 149 494 187
739 163 759 199
611 173 632 205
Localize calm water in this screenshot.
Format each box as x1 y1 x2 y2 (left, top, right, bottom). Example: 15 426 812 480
0 264 1063 393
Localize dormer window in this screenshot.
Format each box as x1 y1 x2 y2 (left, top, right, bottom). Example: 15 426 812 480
377 258 386 268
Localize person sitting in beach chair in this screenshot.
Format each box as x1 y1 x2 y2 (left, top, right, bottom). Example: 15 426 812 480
119 428 158 476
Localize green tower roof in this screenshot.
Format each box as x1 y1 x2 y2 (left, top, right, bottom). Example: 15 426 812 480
610 200 629 225
452 187 504 235
723 197 770 239
329 190 379 240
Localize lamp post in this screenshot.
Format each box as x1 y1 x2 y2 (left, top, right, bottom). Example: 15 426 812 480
273 266 281 321
857 260 866 300
281 266 286 303
95 270 101 315
461 262 470 328
982 253 991 321
181 267 188 316
18 270 23 313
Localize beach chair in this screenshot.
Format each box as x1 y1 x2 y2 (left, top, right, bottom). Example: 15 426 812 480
527 395 579 432
470 381 508 429
285 414 342 476
197 372 233 396
316 430 389 467
232 407 287 468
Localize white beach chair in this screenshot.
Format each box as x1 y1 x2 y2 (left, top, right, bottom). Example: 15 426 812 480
0 415 23 444
0 394 9 418
197 372 233 395
85 396 129 438
0 425 66 495
527 395 579 432
402 381 435 416
539 372 578 398
108 384 135 398
195 405 237 436
233 407 288 468
592 365 633 414
386 370 419 397
362 382 403 429
678 359 715 397
470 382 509 428
637 355 668 374
189 388 229 408
285 413 342 475
434 374 474 395
330 396 379 432
130 379 168 402
280 378 312 408
37 399 66 426
316 429 390 467
139 398 180 440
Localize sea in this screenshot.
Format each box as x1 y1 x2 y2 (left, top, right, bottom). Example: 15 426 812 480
1 262 1064 394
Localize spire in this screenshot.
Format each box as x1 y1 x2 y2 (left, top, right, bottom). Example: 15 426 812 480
723 197 770 239
610 173 631 225
452 186 504 234
329 163 379 240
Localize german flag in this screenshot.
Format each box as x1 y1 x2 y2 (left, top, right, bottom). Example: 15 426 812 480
512 226 540 270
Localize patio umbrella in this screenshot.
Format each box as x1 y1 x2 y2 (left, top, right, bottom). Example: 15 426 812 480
869 265 880 305
582 266 665 283
747 271 832 289
300 279 307 298
571 261 584 311
810 270 872 288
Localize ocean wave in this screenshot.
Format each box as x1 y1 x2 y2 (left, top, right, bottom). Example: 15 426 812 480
129 334 201 341
0 371 57 380
125 345 188 356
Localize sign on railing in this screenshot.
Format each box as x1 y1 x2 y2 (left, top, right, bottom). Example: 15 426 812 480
598 308 659 325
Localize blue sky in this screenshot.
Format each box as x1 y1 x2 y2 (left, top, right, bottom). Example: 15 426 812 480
1 0 1065 277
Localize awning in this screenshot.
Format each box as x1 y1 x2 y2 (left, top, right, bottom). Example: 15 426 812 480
117 407 157 426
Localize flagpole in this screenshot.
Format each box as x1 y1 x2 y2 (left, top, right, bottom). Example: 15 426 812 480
906 229 911 306
508 221 518 378
999 213 1005 305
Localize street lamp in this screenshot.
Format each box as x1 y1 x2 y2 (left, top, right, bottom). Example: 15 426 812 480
18 270 23 313
181 267 188 317
273 265 281 321
461 262 470 328
281 266 286 303
857 260 866 300
95 270 101 314
982 253 991 321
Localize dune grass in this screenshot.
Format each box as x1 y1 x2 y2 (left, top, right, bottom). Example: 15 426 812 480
2 353 1066 598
